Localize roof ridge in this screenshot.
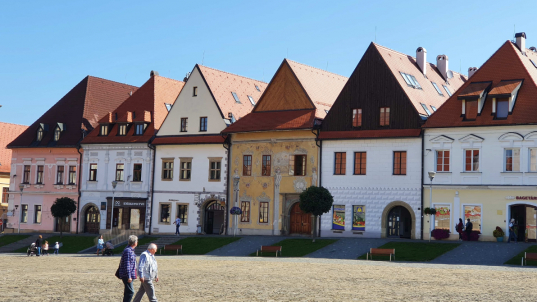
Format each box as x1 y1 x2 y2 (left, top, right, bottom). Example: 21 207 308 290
509 41 537 88
0 121 28 127
285 59 348 79
198 64 268 84
87 75 138 88
154 75 184 84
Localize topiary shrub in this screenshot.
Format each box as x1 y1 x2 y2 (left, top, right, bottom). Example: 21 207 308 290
431 228 450 240
461 230 481 241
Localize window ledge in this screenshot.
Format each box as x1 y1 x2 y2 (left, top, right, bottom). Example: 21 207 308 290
501 172 523 174
524 172 537 174
434 172 452 174
353 231 364 235
179 179 191 182
88 180 98 182
161 179 173 181
131 181 143 183
332 230 343 233
460 172 482 174
208 179 221 182
157 222 171 225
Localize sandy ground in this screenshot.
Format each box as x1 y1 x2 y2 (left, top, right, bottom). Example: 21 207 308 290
1 255 537 302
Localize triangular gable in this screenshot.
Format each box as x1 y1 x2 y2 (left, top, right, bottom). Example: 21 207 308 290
430 135 454 143
459 134 484 143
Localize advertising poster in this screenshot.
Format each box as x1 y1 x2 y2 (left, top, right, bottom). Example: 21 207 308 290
434 205 450 230
464 205 481 231
352 205 366 231
332 205 345 230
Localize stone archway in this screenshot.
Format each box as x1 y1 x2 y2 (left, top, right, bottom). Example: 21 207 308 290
79 203 100 234
381 201 417 239
80 203 101 234
198 194 227 235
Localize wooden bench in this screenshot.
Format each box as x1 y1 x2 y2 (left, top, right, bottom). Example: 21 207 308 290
522 252 537 266
160 244 183 255
256 246 282 257
366 248 395 261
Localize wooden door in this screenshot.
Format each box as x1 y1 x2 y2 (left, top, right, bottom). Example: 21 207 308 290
84 206 100 234
290 203 311 234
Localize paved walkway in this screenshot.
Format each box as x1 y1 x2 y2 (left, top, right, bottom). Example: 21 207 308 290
430 240 530 266
207 236 282 256
305 238 390 259
0 234 52 253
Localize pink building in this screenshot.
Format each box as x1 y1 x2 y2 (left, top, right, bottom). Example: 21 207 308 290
6 76 137 233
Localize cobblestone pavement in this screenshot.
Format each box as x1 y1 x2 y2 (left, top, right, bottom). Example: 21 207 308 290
430 240 530 265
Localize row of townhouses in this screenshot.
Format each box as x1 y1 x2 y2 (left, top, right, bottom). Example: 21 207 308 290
5 32 537 242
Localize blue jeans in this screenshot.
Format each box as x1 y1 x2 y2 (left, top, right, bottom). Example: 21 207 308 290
508 230 517 243
122 278 135 302
175 224 180 235
53 249 59 255
37 247 41 256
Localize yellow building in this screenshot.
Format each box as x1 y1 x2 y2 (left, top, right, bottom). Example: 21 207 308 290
222 59 347 235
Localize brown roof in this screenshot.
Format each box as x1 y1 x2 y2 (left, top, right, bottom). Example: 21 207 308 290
285 60 348 118
458 82 492 99
0 122 28 173
82 75 184 144
222 109 316 134
425 41 537 128
152 135 225 145
488 80 523 97
8 76 137 148
374 43 467 116
198 65 267 120
319 129 421 140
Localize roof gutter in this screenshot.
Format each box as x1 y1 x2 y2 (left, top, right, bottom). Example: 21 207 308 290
420 131 425 241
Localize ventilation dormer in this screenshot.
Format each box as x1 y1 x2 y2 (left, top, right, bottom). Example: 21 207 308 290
457 82 492 120
36 123 48 142
53 123 65 142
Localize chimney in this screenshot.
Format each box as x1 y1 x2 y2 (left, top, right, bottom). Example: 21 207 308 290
530 46 537 52
468 67 478 78
515 32 526 53
150 70 159 77
436 55 449 80
416 47 427 76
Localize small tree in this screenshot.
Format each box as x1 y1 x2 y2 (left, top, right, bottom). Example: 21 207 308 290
51 197 77 239
299 186 334 241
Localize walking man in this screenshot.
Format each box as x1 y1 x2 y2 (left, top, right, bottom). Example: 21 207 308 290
133 243 159 302
119 235 138 302
173 217 181 235
508 218 518 243
465 218 473 241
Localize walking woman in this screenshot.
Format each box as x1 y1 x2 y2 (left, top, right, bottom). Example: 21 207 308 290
456 218 464 241
96 235 104 255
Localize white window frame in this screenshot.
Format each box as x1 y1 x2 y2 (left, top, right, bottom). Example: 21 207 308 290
435 150 450 172
431 203 451 231
461 203 483 232
463 149 480 172
504 148 521 172
529 148 537 172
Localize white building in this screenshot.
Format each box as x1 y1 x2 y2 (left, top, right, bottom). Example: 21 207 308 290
150 64 266 235
79 72 184 234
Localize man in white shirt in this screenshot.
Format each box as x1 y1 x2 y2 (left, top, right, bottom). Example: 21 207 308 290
173 217 181 235
133 243 159 302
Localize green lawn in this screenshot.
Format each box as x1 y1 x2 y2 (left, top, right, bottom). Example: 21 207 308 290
505 245 537 265
357 242 460 262
251 239 338 257
160 237 241 255
14 236 96 254
0 235 31 248
112 236 158 254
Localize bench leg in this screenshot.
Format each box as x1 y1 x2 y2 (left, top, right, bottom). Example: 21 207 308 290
176 249 178 255
256 250 258 256
389 254 391 262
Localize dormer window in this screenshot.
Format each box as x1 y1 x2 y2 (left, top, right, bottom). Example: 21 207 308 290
54 127 61 141
100 125 109 136
118 124 127 136
465 100 478 120
496 98 509 119
37 128 44 141
135 124 146 135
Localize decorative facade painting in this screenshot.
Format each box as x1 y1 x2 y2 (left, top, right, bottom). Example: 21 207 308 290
352 205 365 231
464 205 481 231
332 205 345 230
434 205 450 230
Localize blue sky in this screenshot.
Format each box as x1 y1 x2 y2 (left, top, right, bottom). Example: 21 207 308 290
1 0 536 125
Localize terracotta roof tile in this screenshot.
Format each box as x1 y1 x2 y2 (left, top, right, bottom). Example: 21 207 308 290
198 65 266 120
374 43 467 116
83 75 184 144
152 135 225 145
425 41 537 128
0 122 28 173
8 76 137 148
458 82 492 99
488 80 522 97
319 129 421 140
222 109 316 133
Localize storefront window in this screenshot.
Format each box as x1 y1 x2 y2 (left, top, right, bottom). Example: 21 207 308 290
160 204 170 223
352 205 365 231
464 205 481 231
332 205 345 230
434 205 450 230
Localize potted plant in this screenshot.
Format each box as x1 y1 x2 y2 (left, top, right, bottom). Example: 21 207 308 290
493 226 504 242
431 228 450 240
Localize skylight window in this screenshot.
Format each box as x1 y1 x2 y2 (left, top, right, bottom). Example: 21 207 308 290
325 110 329 114
442 85 452 96
400 72 422 89
531 59 537 69
165 103 172 112
255 85 260 92
400 72 413 86
230 113 236 123
247 95 255 106
231 92 241 104
431 82 444 96
431 105 437 112
420 103 431 116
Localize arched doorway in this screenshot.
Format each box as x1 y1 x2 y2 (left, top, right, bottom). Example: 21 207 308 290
290 203 311 235
205 201 225 234
387 206 412 238
84 206 100 234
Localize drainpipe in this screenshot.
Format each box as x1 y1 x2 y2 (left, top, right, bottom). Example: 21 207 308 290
420 131 425 240
222 133 231 235
76 145 83 234
148 137 156 235
318 139 322 238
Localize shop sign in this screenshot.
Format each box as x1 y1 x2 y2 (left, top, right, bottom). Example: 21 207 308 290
506 196 537 200
114 200 146 207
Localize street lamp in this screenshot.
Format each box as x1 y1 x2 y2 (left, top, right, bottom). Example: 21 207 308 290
232 175 240 237
428 171 436 242
110 181 118 232
18 183 24 234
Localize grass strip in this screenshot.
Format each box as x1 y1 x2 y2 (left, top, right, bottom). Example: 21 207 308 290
15 236 96 254
504 245 537 266
160 237 241 255
111 236 158 254
357 241 460 262
0 235 31 248
251 239 338 257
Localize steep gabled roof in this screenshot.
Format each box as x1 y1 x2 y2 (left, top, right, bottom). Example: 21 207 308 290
0 122 28 173
222 109 316 134
8 76 137 148
374 43 467 116
82 75 184 144
198 65 267 120
425 41 537 128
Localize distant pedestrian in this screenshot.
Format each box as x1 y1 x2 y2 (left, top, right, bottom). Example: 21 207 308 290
173 217 181 235
119 235 138 302
456 218 464 241
42 241 49 256
465 218 473 241
96 235 104 255
53 242 60 255
35 235 43 256
508 218 518 243
133 243 159 302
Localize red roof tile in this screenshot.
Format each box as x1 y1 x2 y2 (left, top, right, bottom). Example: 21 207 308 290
319 129 421 140
458 82 492 99
83 75 184 144
222 109 316 133
488 80 522 97
8 76 137 148
425 41 537 128
152 135 225 145
0 122 28 173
